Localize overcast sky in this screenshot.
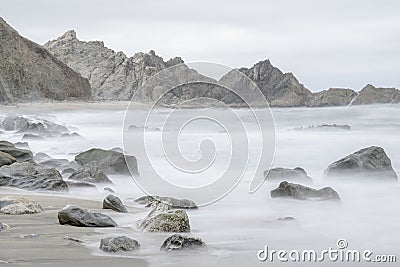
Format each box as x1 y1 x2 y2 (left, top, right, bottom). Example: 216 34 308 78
2 0 400 91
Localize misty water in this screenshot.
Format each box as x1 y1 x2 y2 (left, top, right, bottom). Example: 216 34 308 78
1 103 399 266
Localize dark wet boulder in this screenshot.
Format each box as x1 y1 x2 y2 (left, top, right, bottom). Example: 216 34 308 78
271 181 340 201
135 195 198 209
68 161 112 184
0 141 32 161
0 195 43 215
58 205 117 227
103 195 127 213
0 161 68 191
161 234 206 251
0 151 16 167
75 148 138 175
100 236 140 252
325 146 398 181
265 167 312 183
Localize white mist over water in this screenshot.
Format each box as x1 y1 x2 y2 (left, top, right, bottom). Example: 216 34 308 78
1 103 399 266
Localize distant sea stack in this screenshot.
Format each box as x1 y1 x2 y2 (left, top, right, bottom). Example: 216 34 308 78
306 88 358 107
0 18 91 103
44 30 184 101
351 84 400 105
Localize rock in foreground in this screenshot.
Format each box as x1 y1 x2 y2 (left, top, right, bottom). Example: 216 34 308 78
325 146 398 181
271 181 340 201
103 195 127 213
100 236 140 252
161 234 206 251
58 205 117 227
139 204 190 232
0 196 42 215
265 167 312 183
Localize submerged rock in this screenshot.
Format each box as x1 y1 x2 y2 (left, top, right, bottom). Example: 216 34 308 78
277 216 295 222
68 161 112 184
0 196 43 215
265 167 312 183
75 148 138 175
103 187 115 193
58 205 117 227
160 234 206 251
103 195 127 213
100 236 140 252
325 146 398 181
271 181 340 201
135 195 198 209
292 124 351 131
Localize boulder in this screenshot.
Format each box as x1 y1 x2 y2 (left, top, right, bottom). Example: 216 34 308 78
103 187 115 193
0 151 16 167
271 181 340 201
160 234 206 251
68 161 112 184
33 152 52 163
134 195 198 209
75 148 138 175
40 159 70 169
65 180 97 189
265 167 312 183
0 161 68 191
100 236 140 252
103 195 127 213
0 196 43 215
0 141 32 161
139 203 190 232
14 142 31 150
58 205 117 227
324 146 398 181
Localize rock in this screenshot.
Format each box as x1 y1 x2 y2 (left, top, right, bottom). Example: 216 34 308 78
292 124 351 131
271 181 340 201
139 204 190 232
14 142 31 150
0 140 32 161
19 233 40 239
265 167 312 183
33 152 52 163
351 84 400 105
306 88 358 107
324 146 398 180
160 234 206 251
277 217 295 222
103 187 115 193
103 195 127 213
40 159 70 169
0 18 91 104
100 236 140 252
134 195 198 209
64 236 84 243
0 222 11 232
75 148 138 175
0 196 43 215
65 180 97 189
0 151 16 167
44 30 184 100
68 161 113 184
61 168 76 175
0 161 68 191
58 205 117 227
22 133 43 140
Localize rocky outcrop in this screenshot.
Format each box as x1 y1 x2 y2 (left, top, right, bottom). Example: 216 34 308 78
0 18 91 103
103 194 127 213
68 161 112 184
100 236 140 252
160 234 206 251
324 146 398 181
351 84 400 105
0 196 42 215
306 88 358 107
271 181 340 201
58 205 117 227
265 167 312 183
44 30 183 100
75 148 138 175
135 195 198 209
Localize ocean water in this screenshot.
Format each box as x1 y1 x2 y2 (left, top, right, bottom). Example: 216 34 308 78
1 103 399 266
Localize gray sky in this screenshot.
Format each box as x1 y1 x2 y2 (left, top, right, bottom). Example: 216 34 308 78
2 0 400 92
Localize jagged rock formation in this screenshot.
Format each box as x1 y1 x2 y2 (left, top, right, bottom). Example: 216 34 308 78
44 30 184 100
351 84 400 105
0 18 91 103
306 88 358 107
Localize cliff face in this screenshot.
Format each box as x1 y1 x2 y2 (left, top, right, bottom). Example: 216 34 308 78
44 31 184 100
306 88 358 107
0 18 91 103
351 84 400 105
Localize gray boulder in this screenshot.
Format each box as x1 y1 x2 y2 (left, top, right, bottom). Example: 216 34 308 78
100 236 140 252
265 167 312 183
58 205 117 227
75 148 138 175
68 161 112 184
160 234 206 251
271 181 340 201
103 195 127 213
0 161 68 191
0 140 32 161
325 146 398 181
135 195 198 209
0 196 43 215
0 151 16 167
